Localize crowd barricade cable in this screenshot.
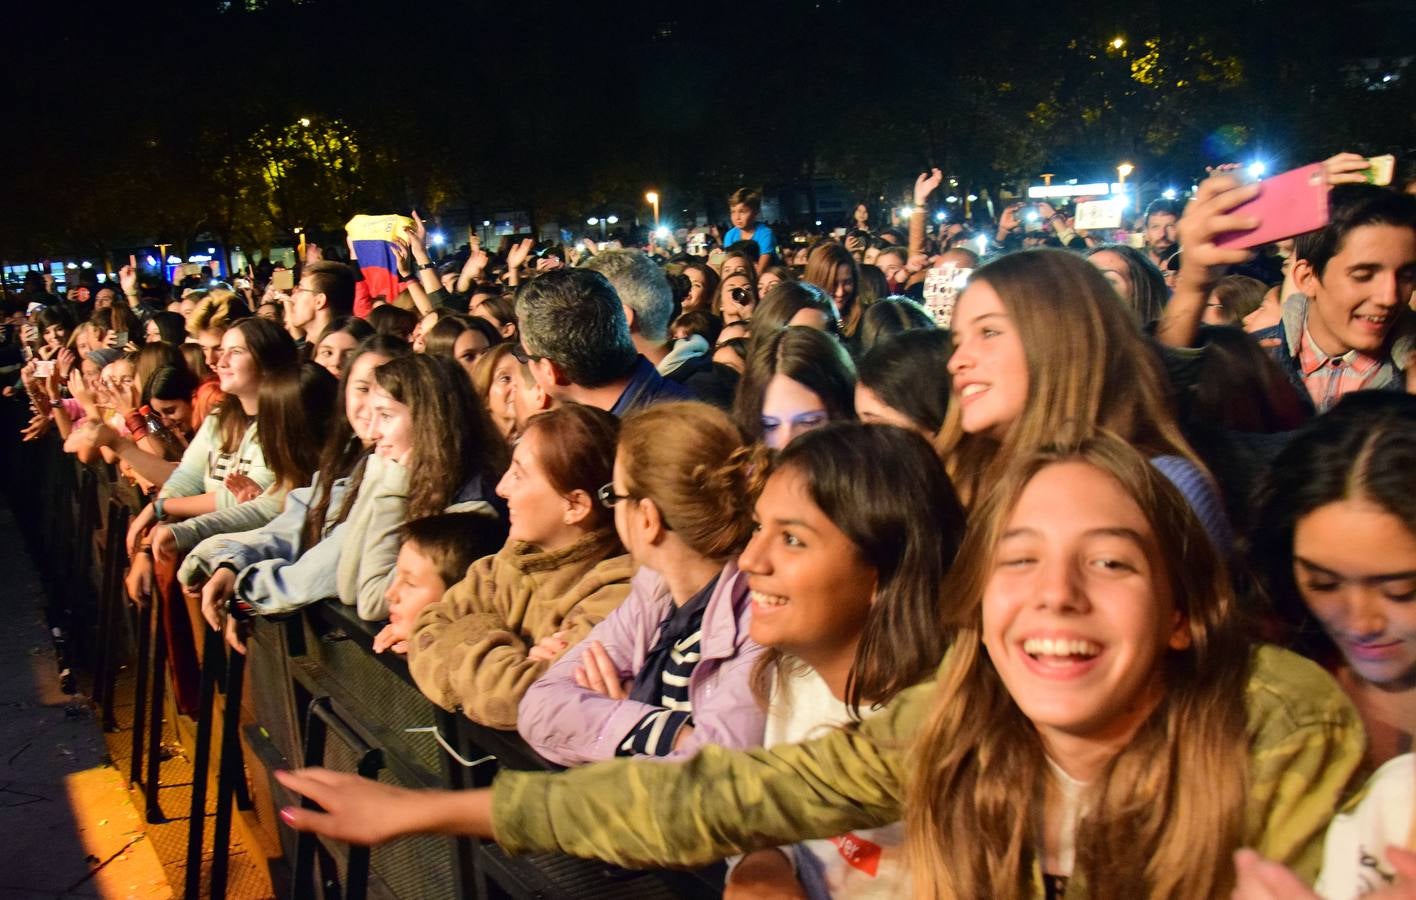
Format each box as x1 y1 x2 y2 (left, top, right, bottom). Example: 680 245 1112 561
2 399 730 898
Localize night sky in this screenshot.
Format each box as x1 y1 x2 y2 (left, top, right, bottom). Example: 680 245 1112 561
3 0 1412 257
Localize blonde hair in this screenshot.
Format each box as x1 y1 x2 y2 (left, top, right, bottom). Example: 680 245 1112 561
934 249 1206 507
905 435 1250 899
618 402 755 560
185 288 249 337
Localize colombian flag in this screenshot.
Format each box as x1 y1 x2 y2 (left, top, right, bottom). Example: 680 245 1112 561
345 214 414 317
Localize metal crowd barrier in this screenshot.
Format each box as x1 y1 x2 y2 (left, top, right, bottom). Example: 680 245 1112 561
1 400 726 899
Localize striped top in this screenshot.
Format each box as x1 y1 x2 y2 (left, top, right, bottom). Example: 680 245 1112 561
617 576 717 757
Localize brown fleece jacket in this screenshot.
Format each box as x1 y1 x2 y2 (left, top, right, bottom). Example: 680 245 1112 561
407 528 633 729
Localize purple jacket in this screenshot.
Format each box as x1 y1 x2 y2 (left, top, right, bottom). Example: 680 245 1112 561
517 559 764 766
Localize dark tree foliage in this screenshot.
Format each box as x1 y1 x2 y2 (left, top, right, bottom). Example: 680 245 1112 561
2 0 1412 257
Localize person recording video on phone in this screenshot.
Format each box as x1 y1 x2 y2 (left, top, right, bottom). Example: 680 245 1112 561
1159 156 1416 414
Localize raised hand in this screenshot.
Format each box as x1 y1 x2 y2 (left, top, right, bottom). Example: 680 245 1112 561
119 264 138 297
1322 151 1376 186
1174 174 1262 289
391 240 411 277
506 237 534 272
913 167 944 206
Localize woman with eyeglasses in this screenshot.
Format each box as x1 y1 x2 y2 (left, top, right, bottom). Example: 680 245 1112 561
408 402 634 729
517 401 764 765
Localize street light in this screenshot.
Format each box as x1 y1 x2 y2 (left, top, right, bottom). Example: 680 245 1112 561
606 215 619 225
298 117 311 127
1117 162 1135 183
587 217 599 226
1111 36 1126 50
645 191 660 227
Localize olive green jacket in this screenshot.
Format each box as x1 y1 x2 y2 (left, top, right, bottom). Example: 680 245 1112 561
492 644 1365 892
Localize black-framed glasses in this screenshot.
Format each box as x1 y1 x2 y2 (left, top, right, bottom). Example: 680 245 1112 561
596 483 674 530
510 343 544 365
596 483 631 509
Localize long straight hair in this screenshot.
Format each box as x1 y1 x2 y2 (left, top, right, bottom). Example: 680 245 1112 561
803 243 864 337
905 435 1250 899
301 334 412 550
934 249 1207 507
373 354 509 519
257 362 338 492
214 317 298 453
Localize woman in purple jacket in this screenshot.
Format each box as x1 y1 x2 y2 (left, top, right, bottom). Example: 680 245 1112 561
517 402 763 764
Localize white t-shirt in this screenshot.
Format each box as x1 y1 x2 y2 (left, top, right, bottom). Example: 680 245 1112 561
1315 753 1416 899
764 666 909 899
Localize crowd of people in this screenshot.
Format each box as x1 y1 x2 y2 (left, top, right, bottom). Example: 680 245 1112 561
4 157 1416 899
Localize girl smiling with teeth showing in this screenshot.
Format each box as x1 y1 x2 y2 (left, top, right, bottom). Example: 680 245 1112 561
276 435 1362 900
730 423 966 900
937 250 1231 551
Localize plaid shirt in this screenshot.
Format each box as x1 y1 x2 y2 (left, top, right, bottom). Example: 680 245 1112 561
1298 327 1384 413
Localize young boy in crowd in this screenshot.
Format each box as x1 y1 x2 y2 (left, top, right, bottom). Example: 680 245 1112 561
373 513 506 654
1267 185 1416 412
1163 174 1416 413
722 187 777 275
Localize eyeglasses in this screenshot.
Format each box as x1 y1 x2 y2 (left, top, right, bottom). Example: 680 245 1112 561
596 483 632 508
510 343 544 365
596 483 673 530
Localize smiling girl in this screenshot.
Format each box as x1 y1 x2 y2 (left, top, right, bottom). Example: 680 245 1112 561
184 335 411 630
276 435 1363 898
938 250 1231 548
729 423 966 899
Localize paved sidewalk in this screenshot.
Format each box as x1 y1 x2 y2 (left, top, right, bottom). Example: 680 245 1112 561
0 500 171 899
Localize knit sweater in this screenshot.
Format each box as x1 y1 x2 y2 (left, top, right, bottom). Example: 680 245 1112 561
408 529 633 729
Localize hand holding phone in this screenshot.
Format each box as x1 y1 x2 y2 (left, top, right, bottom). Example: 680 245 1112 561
1213 163 1328 250
1175 175 1264 285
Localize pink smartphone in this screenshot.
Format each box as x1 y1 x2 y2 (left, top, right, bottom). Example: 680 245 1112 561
1214 163 1329 250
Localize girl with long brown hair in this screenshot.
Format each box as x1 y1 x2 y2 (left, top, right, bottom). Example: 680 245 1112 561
275 435 1364 898
203 354 509 644
939 248 1231 547
803 242 864 343
730 423 965 898
185 334 410 635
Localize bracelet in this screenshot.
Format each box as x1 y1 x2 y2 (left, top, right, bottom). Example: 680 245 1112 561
227 595 255 622
416 261 438 271
153 498 167 522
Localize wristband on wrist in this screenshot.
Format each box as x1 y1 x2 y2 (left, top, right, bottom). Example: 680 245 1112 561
227 595 255 622
125 411 147 434
153 498 167 522
416 261 437 271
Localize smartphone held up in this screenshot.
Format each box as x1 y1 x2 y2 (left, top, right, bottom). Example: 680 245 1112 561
1212 155 1397 251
